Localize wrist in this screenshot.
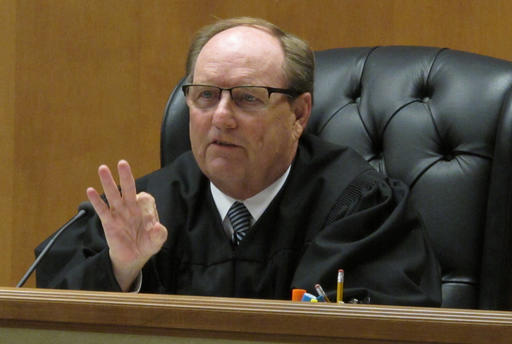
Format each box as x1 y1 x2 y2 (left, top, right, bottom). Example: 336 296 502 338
108 251 146 292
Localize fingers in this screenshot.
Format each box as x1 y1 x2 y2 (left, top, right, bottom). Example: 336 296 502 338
86 186 110 219
98 164 123 210
138 194 167 250
149 222 168 247
90 160 138 211
88 160 161 233
137 192 159 232
118 160 137 208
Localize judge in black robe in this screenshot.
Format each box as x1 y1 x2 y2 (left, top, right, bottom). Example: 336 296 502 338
36 134 442 306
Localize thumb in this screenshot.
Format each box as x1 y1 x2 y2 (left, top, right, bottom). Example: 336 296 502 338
149 222 168 249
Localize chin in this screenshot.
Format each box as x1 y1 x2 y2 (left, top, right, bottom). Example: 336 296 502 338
204 163 243 182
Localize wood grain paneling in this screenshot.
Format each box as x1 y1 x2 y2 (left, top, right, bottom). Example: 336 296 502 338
4 0 512 290
0 0 15 287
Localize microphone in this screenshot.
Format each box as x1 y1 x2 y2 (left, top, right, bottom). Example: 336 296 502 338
16 201 95 288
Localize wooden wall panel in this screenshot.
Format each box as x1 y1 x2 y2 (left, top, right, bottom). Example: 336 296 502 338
0 0 15 287
11 0 145 287
3 0 512 290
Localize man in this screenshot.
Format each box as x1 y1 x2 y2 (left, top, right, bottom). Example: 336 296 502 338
36 17 441 306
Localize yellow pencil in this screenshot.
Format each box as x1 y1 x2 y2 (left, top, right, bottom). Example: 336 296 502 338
337 269 344 303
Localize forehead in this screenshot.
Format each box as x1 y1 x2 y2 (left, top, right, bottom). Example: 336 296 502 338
194 26 286 86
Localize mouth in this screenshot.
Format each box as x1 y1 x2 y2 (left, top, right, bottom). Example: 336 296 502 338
211 139 238 148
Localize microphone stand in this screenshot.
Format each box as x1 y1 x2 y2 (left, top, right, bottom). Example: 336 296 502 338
16 202 92 288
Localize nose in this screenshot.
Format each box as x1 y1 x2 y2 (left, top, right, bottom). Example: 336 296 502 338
211 90 237 129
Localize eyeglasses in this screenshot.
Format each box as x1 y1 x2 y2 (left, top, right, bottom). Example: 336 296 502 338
182 84 301 112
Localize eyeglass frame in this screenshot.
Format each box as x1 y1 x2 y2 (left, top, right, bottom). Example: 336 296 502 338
181 84 303 110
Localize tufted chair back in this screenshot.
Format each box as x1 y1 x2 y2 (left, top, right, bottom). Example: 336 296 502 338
160 47 512 310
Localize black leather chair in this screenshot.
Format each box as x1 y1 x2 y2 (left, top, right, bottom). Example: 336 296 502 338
160 46 512 310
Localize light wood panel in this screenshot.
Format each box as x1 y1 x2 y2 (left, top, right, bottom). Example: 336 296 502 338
2 288 512 343
4 0 512 290
0 0 15 287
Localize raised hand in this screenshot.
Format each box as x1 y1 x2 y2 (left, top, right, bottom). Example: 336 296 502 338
86 160 168 291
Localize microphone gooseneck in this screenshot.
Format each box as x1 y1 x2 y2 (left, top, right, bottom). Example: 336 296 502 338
16 201 94 288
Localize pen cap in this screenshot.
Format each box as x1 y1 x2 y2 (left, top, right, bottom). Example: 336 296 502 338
291 288 307 301
301 293 317 302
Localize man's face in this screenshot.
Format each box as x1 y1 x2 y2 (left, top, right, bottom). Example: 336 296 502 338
188 26 310 199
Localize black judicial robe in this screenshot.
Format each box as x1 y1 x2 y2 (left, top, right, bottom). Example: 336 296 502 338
36 134 441 306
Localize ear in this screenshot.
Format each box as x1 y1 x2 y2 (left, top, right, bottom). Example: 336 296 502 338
291 92 312 139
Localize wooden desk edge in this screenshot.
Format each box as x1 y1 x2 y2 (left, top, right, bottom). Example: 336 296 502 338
1 287 511 343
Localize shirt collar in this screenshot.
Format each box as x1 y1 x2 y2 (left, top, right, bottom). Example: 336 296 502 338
210 165 291 223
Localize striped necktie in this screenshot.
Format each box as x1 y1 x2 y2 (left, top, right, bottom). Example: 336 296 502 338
227 201 251 246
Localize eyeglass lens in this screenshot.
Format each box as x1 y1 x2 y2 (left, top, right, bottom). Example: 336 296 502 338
186 86 270 111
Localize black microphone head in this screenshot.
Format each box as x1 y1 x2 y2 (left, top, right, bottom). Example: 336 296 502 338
78 201 95 215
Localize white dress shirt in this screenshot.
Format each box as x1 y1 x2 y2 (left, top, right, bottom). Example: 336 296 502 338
210 165 291 239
